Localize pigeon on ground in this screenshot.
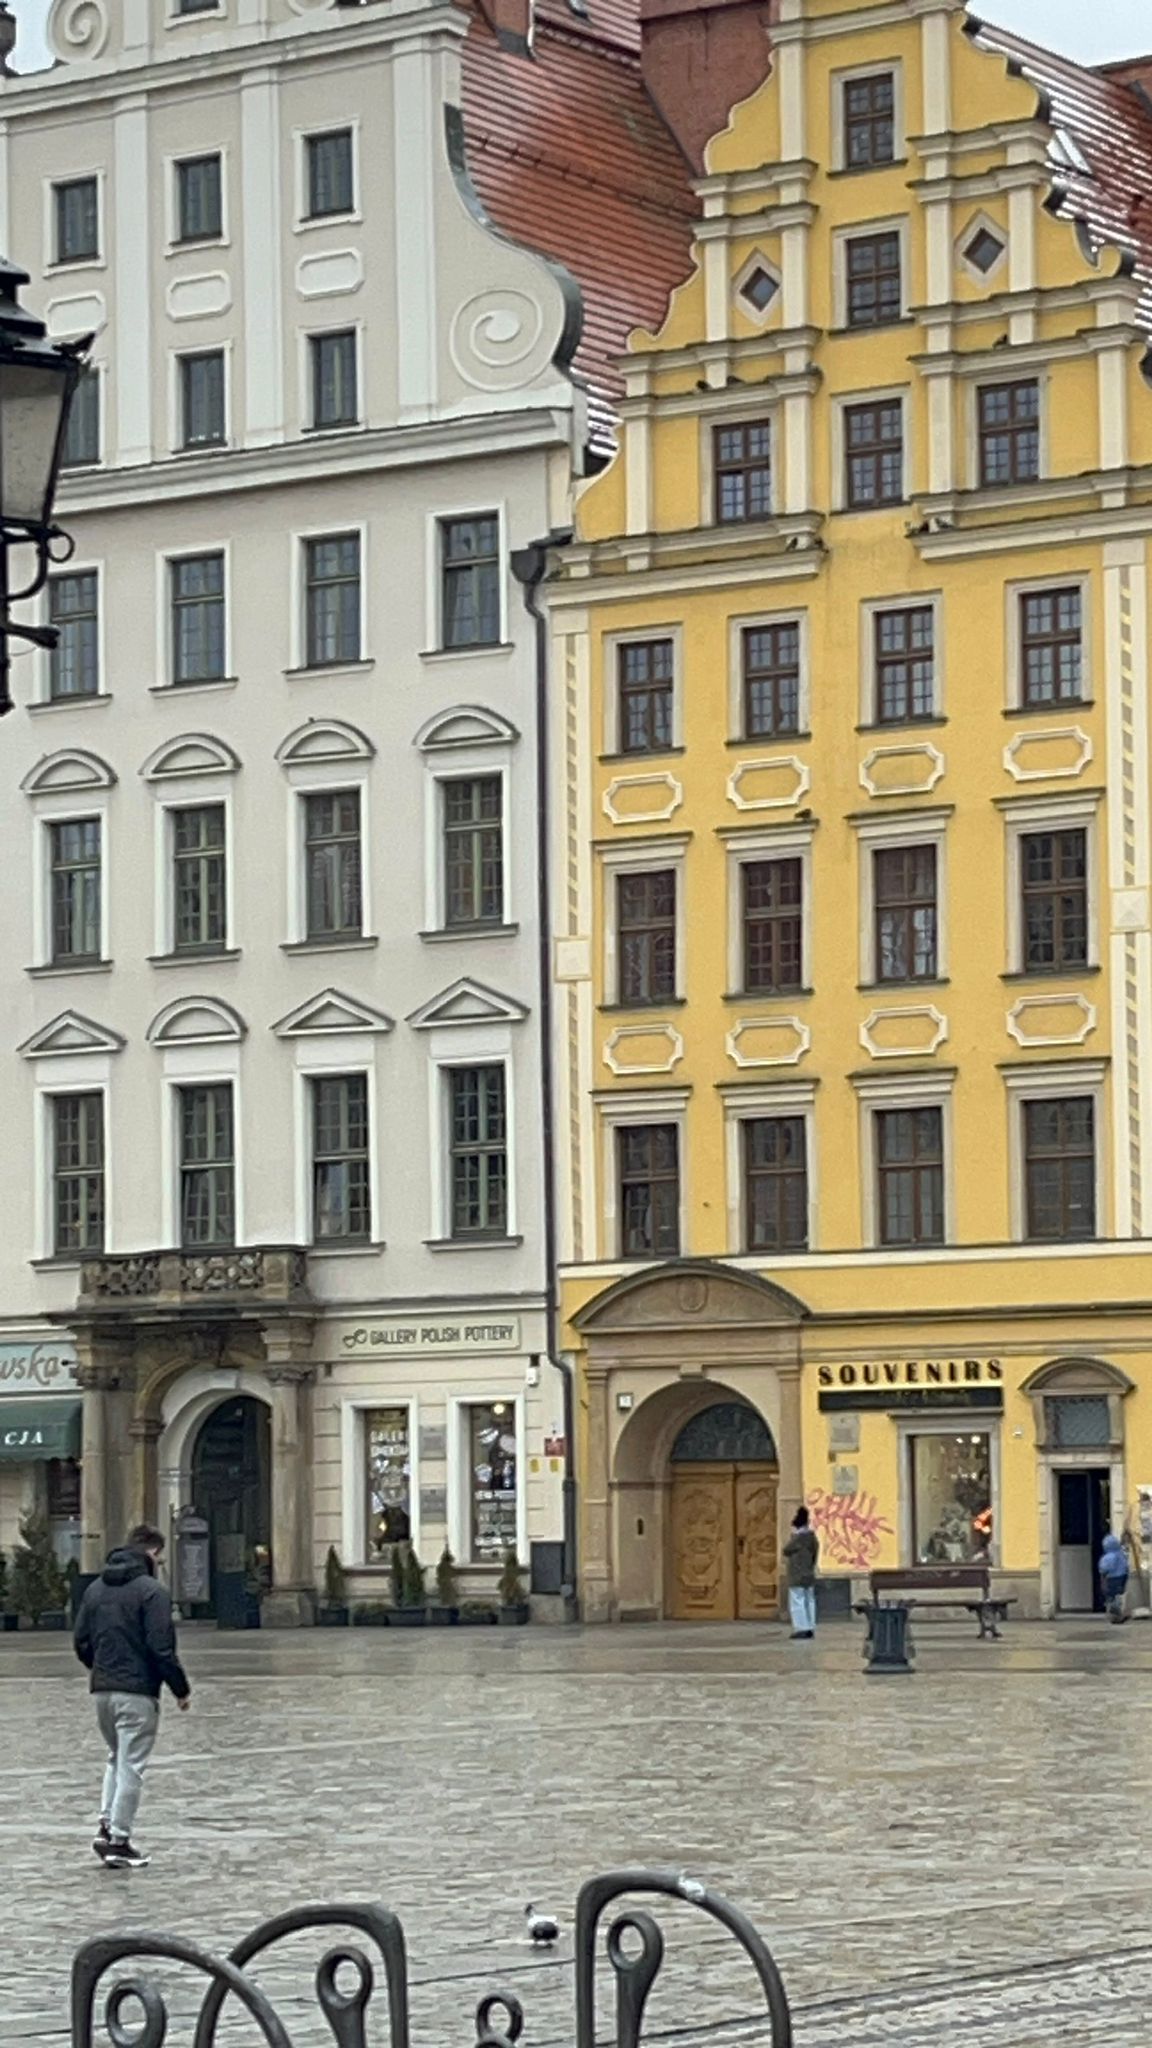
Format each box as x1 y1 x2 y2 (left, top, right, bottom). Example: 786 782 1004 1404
525 1903 560 1945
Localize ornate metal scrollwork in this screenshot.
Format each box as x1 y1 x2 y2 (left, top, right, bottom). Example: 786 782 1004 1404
71 1871 792 2048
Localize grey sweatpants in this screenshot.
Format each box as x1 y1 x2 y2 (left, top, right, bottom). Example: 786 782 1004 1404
96 1692 159 1841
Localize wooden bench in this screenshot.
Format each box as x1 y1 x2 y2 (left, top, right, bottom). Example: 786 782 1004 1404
867 1565 1014 1640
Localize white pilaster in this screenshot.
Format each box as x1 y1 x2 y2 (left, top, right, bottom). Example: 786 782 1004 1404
779 42 806 163
920 8 951 135
780 222 808 331
783 392 811 512
241 66 285 446
1105 539 1152 1237
0 122 9 252
392 42 438 419
624 412 652 536
113 94 152 467
927 374 954 494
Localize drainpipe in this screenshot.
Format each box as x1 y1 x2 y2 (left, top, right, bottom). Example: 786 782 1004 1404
511 533 578 1622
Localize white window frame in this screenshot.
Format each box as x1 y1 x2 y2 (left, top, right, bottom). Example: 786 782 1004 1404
424 756 510 934
35 1076 111 1264
967 370 1049 494
594 1086 690 1263
340 1395 420 1568
700 407 778 529
859 591 944 727
600 836 688 1007
727 607 809 742
300 320 364 435
897 1415 1002 1568
157 541 233 690
430 1048 518 1245
296 1060 380 1250
604 623 684 755
720 1078 817 1256
853 1068 956 1251
725 823 815 996
38 557 107 707
44 168 106 273
832 215 910 333
447 1391 527 1567
1001 791 1100 975
35 802 110 969
294 120 363 231
287 770 373 947
831 386 910 513
170 342 232 455
165 146 230 252
1003 1059 1108 1245
161 1064 243 1252
831 58 905 172
153 785 235 959
855 807 950 988
424 502 509 655
1005 572 1092 713
291 521 369 672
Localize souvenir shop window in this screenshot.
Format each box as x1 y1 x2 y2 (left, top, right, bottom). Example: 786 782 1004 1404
364 1406 411 1561
908 1431 992 1563
466 1401 518 1563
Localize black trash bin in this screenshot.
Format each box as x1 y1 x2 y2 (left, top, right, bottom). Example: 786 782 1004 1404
864 1600 913 1673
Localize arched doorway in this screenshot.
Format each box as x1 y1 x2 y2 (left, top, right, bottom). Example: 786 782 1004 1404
191 1396 271 1619
668 1400 779 1621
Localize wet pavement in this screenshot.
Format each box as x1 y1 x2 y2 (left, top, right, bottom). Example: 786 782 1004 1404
2 1618 1151 2047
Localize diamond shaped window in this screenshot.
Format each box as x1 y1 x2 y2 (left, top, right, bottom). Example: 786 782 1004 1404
964 226 1005 276
740 266 779 314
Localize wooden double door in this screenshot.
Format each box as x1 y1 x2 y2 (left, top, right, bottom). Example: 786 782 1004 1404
668 1461 779 1620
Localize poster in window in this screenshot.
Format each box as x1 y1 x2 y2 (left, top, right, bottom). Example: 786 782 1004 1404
470 1401 518 1561
366 1406 411 1558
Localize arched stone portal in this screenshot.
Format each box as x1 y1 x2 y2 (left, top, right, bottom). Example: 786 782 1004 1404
573 1260 807 1622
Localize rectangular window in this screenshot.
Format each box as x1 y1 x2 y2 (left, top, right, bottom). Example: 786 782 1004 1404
172 803 227 954
312 1073 371 1242
874 605 934 723
743 1115 807 1253
617 1124 680 1257
845 399 904 509
1020 588 1083 706
310 330 358 430
1020 827 1088 971
875 1105 944 1246
365 1407 411 1557
176 154 222 243
440 514 501 649
843 71 895 169
909 1433 991 1563
443 775 503 928
978 380 1040 487
467 1402 519 1562
714 421 772 524
618 869 676 1005
742 621 800 738
1024 1095 1096 1242
304 532 361 667
618 638 674 754
54 178 99 264
176 0 220 12
179 350 226 449
845 230 902 329
48 571 99 700
742 857 803 994
52 1093 104 1254
304 790 362 939
171 552 226 683
61 369 100 470
449 1065 508 1239
49 818 101 964
306 129 354 219
1046 1395 1110 1448
874 845 937 982
178 1083 234 1248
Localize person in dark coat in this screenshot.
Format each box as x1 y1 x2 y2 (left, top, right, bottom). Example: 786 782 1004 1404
73 1523 191 1868
1099 1532 1130 1625
783 1505 819 1638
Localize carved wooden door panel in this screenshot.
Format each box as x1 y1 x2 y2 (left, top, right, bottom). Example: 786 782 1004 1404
669 1468 735 1621
735 1465 779 1619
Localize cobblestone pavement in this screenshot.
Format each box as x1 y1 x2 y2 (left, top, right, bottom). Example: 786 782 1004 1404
3 1619 1152 2047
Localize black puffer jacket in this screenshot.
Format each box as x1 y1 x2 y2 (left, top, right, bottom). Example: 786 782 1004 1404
74 1549 191 1700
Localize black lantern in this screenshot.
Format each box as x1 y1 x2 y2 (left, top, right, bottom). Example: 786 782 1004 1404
0 252 92 716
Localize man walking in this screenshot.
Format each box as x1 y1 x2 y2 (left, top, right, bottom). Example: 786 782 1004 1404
73 1523 191 1868
784 1505 820 1639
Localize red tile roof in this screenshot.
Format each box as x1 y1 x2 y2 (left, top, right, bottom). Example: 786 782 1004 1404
971 16 1152 329
461 0 700 452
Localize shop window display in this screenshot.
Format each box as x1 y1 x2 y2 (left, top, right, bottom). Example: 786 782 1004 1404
468 1402 518 1562
365 1407 411 1558
909 1431 992 1563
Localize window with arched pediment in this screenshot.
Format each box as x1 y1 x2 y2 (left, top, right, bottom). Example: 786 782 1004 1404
670 1401 776 1464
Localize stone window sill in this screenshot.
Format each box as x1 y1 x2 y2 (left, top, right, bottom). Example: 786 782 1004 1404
424 1235 524 1252
30 694 113 714
284 660 373 681
150 948 240 967
599 998 687 1012
309 1241 386 1259
856 716 946 733
27 959 112 977
281 935 378 955
1002 965 1101 982
599 747 687 764
150 677 239 696
420 923 519 942
857 977 949 992
723 987 812 1002
418 643 514 663
1003 700 1093 718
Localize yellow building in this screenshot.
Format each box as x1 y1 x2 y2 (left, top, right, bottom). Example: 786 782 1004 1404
547 0 1152 1623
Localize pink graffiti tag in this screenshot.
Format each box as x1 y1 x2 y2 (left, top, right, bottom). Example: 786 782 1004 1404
806 1488 893 1570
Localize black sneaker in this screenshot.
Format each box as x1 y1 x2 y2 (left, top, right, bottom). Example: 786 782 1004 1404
104 1840 150 1869
92 1821 112 1861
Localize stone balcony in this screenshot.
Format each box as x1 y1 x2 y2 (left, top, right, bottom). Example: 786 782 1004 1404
76 1246 311 1315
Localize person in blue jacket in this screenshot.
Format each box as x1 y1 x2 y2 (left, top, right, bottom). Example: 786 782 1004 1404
1099 1532 1130 1624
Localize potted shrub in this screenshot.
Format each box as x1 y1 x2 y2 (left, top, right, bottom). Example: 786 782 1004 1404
352 1602 390 1626
0 1550 16 1632
389 1542 427 1626
459 1599 497 1626
498 1548 530 1627
430 1546 460 1625
11 1510 69 1631
318 1546 350 1627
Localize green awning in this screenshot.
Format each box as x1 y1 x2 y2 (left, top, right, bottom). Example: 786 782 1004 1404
0 1400 81 1462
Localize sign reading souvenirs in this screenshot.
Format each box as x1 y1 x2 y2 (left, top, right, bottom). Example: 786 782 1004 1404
340 1318 521 1356
0 1340 79 1392
818 1358 1003 1389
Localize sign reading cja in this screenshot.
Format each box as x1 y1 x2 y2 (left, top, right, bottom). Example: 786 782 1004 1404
818 1359 1004 1389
